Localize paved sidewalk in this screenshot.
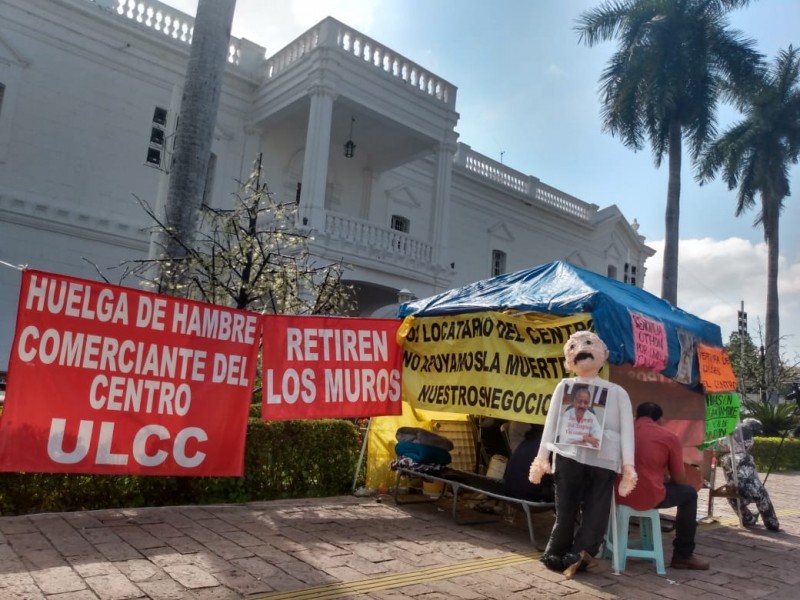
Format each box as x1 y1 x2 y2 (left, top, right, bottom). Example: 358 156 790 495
0 470 798 599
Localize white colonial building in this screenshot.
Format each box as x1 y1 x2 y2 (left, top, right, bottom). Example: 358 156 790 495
0 0 654 370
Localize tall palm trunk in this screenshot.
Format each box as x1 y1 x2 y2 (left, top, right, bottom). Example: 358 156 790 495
158 0 237 288
763 194 781 403
661 120 682 306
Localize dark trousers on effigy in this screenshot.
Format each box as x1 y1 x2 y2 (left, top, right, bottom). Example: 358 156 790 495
656 482 697 559
545 456 616 558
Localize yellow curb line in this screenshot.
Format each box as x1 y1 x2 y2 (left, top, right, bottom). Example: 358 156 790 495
253 508 799 600
251 550 541 600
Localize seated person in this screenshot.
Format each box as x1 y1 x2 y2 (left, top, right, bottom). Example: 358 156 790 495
478 416 511 459
505 421 532 454
718 418 780 531
618 402 709 570
503 425 554 502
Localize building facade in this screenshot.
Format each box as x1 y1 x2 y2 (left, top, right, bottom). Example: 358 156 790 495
0 0 654 370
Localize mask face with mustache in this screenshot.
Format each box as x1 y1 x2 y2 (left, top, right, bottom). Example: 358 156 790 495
563 331 609 378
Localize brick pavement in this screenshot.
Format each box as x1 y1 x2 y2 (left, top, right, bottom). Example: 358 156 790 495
0 470 797 599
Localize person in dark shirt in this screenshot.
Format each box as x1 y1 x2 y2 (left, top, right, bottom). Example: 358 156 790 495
503 425 554 502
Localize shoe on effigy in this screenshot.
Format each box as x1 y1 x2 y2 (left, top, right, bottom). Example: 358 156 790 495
562 550 595 578
540 553 564 572
670 555 710 570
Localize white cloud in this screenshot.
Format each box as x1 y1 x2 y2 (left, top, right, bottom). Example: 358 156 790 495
644 238 800 359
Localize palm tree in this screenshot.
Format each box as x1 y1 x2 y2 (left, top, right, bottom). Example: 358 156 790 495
575 0 761 306
153 0 237 290
699 46 800 403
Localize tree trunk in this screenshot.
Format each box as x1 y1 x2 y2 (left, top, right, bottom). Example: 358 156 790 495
157 0 237 286
661 120 682 306
763 193 781 404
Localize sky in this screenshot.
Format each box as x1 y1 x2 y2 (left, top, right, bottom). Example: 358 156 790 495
166 0 800 360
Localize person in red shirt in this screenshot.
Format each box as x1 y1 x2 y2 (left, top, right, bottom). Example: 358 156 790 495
618 402 710 570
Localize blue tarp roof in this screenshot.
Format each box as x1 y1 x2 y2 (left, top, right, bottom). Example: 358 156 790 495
398 261 722 380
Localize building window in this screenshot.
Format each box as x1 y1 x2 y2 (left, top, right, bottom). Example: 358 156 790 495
624 263 637 286
391 215 410 233
146 106 168 168
608 265 618 280
492 250 507 277
0 83 5 120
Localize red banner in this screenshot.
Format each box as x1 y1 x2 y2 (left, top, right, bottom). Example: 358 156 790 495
262 315 403 420
0 270 259 476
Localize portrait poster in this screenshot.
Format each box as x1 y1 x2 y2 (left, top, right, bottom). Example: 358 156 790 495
552 380 608 457
674 328 696 385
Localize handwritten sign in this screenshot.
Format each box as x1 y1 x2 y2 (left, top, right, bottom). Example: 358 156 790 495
630 310 667 372
697 344 737 392
702 392 740 445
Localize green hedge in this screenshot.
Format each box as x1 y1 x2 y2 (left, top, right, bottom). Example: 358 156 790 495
0 418 360 515
750 437 800 472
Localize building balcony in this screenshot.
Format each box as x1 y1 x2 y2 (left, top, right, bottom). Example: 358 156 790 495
313 213 442 282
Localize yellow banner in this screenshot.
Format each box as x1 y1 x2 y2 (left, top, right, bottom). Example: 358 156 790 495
401 311 593 424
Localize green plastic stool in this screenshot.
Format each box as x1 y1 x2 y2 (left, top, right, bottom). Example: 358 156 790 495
604 503 666 575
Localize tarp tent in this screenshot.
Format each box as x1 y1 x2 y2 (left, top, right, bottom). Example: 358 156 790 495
367 261 722 491
398 260 723 381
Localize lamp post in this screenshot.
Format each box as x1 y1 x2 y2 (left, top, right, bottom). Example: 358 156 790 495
738 301 747 399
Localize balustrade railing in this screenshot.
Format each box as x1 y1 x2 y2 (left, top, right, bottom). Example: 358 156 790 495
325 214 433 264
105 0 245 65
266 18 455 108
266 26 321 78
463 153 531 195
535 183 596 221
456 144 597 221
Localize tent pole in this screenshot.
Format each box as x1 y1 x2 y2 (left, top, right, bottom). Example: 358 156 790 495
352 417 373 493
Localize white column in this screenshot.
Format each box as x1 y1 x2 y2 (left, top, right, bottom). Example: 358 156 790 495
299 84 336 232
359 168 373 219
431 137 457 269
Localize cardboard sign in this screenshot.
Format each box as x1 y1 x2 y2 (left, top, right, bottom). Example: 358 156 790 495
262 315 403 420
0 270 259 476
697 343 737 392
702 392 740 446
630 310 668 372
